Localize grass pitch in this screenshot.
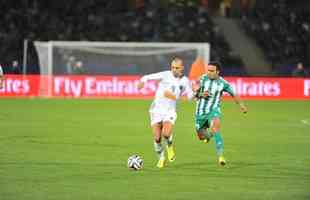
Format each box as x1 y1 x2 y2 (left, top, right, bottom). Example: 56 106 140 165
0 99 309 200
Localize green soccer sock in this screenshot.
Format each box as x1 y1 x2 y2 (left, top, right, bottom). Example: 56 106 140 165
214 132 224 157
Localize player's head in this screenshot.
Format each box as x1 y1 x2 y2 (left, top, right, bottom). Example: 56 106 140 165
206 61 221 80
171 57 184 78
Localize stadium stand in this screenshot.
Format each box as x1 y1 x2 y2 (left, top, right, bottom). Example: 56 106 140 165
241 0 310 76
0 0 245 76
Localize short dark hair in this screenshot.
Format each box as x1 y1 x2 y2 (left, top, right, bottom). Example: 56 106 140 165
208 61 222 71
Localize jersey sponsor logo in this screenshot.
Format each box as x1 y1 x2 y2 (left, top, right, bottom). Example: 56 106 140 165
179 85 184 92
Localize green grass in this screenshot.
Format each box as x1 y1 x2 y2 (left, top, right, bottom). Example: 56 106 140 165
0 99 310 200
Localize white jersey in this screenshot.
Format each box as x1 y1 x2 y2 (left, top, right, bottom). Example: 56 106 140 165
0 65 3 76
141 70 194 114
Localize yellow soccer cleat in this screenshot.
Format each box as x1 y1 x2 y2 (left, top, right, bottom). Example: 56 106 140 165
157 157 166 168
218 156 226 166
167 146 176 162
203 138 210 144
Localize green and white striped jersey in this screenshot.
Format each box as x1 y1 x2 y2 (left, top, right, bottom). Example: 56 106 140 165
196 75 235 116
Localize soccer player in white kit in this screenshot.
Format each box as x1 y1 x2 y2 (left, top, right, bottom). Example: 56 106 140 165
137 58 194 168
0 64 4 89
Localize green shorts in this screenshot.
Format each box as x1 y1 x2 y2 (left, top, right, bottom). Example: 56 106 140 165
195 110 221 131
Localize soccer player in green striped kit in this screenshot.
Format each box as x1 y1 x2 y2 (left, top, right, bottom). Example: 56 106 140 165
193 61 247 166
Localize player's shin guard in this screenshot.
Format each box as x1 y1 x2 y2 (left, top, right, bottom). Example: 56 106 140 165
214 132 224 156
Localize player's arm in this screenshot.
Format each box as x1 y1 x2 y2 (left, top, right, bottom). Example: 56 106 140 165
232 94 247 114
192 79 200 93
193 77 209 100
137 71 165 90
224 81 247 114
193 84 204 99
180 78 195 100
163 90 177 100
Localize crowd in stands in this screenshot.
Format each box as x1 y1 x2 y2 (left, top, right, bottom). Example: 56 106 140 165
241 0 310 76
0 0 245 76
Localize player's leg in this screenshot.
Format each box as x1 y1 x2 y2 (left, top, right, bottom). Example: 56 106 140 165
162 121 173 145
195 115 213 142
161 112 177 162
152 122 163 154
150 112 166 168
152 122 166 168
162 121 176 162
197 128 207 140
210 117 226 166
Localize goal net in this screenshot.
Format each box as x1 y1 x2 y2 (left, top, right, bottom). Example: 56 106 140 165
34 41 210 76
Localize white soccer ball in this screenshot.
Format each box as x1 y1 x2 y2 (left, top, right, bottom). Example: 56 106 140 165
127 155 143 170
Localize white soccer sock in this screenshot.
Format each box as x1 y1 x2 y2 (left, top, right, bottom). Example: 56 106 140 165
154 142 165 159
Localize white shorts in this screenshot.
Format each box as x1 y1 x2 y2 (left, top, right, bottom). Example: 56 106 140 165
149 112 177 126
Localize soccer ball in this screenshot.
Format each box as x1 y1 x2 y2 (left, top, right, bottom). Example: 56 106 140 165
127 155 143 170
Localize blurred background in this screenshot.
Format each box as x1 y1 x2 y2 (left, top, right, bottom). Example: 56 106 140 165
0 0 309 77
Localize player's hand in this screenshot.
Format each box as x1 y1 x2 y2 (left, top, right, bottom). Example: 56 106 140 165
0 81 3 89
240 104 247 114
164 90 177 100
137 81 145 90
203 91 210 98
